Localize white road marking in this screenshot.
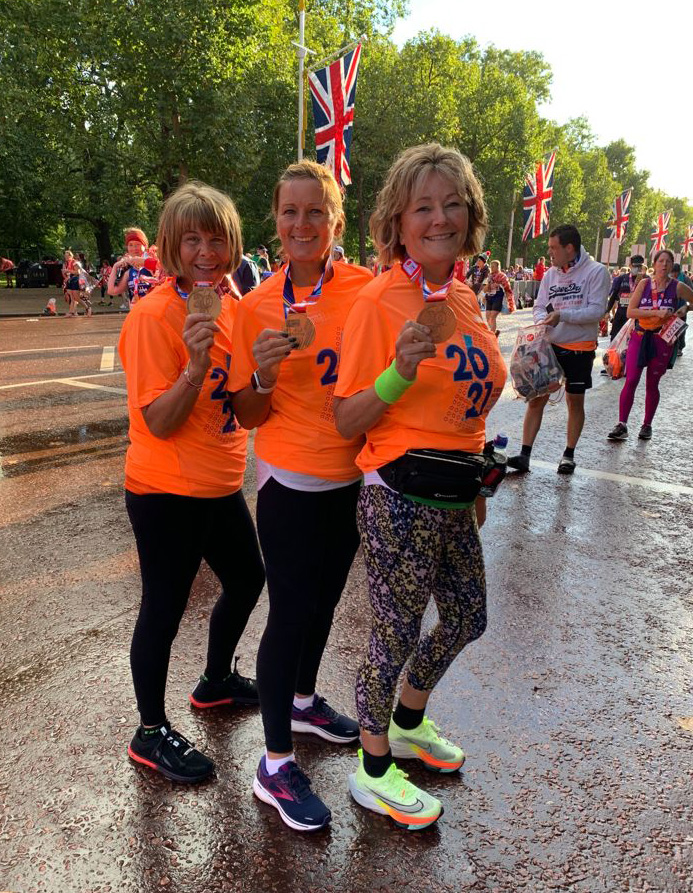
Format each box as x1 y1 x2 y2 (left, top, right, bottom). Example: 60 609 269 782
0 344 103 355
99 346 116 372
0 371 125 391
530 459 693 497
58 379 127 396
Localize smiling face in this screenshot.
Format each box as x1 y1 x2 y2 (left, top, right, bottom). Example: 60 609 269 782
126 239 145 257
398 171 468 281
275 178 341 273
178 228 230 290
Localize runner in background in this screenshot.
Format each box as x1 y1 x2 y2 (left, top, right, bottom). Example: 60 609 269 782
118 182 265 784
466 253 490 305
604 254 645 342
485 259 515 335
607 249 693 442
108 228 149 310
229 160 372 832
334 142 506 831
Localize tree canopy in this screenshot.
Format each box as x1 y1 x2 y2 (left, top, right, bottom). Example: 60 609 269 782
1 0 691 267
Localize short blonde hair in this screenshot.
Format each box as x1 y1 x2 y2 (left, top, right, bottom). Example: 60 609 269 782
490 259 501 271
271 160 345 238
157 181 242 278
370 143 487 266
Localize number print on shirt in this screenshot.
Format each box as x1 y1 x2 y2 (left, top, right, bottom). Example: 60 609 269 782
210 353 237 434
317 348 338 386
445 340 492 420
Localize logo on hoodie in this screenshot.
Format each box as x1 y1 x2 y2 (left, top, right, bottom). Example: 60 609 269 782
547 282 583 306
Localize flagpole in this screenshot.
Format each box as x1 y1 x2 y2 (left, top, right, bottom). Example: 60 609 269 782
297 0 306 161
505 190 516 270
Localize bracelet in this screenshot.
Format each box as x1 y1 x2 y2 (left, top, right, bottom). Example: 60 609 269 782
374 360 415 405
182 362 204 391
251 370 276 394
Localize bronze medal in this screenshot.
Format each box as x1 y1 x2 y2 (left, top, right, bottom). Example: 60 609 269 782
187 285 222 319
284 312 316 350
416 302 457 343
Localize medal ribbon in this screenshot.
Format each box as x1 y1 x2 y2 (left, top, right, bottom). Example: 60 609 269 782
282 258 333 318
401 255 454 303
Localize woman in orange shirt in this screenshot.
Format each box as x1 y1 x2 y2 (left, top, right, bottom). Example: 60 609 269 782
229 160 372 832
118 182 265 784
334 143 506 830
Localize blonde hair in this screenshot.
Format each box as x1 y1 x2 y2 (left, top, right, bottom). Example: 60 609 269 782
123 227 149 249
157 181 242 278
490 259 501 271
370 143 487 266
271 160 345 238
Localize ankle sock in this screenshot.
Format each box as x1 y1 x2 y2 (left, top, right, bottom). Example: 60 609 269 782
265 752 295 775
563 447 575 459
520 444 532 457
392 701 425 731
362 748 394 778
293 693 315 711
140 723 167 739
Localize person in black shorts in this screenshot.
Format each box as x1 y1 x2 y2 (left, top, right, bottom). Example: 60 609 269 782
507 225 610 475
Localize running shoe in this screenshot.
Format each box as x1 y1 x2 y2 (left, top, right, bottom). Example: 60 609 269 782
388 716 465 773
638 424 652 440
189 657 259 709
507 453 530 473
607 422 628 441
252 757 331 832
127 723 215 783
348 749 442 830
557 456 576 475
291 695 359 744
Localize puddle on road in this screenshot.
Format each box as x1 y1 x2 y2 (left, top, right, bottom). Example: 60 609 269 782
0 417 129 456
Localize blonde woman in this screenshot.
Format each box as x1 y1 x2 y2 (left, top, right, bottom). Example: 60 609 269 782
334 143 506 829
229 160 372 831
118 182 265 783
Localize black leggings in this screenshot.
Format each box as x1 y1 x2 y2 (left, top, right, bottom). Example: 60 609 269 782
126 489 265 726
255 477 361 753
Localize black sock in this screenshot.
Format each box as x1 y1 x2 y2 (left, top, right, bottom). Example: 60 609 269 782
140 722 167 738
362 748 394 778
520 444 532 457
563 447 575 459
393 701 425 731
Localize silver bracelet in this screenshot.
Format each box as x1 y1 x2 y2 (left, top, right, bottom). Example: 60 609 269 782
183 362 204 391
251 370 276 394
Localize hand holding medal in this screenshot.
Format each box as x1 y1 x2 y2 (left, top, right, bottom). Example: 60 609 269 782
183 282 221 380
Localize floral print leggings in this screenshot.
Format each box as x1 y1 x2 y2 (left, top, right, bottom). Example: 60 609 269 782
355 483 488 736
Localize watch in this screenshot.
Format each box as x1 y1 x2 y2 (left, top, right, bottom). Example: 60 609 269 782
251 370 276 394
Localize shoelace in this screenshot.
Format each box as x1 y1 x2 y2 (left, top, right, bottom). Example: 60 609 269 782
283 764 313 801
228 656 254 692
312 696 338 720
422 718 454 747
163 729 195 758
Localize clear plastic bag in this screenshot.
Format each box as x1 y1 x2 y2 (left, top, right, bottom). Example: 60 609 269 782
603 318 634 380
509 324 564 401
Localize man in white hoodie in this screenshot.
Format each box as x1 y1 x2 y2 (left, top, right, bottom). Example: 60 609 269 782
508 224 610 475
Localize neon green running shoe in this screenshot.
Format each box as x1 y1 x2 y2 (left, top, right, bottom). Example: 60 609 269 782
348 749 442 830
388 716 465 773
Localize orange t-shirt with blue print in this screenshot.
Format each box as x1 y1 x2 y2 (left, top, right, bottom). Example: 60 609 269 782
335 264 507 474
118 281 248 497
229 262 373 481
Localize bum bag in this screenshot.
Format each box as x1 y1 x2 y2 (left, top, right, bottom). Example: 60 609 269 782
377 448 488 505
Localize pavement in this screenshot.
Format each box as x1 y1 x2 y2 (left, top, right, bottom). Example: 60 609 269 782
0 287 125 318
0 309 691 893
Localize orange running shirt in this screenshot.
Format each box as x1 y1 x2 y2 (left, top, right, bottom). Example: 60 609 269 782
118 281 248 497
335 264 507 474
229 262 373 481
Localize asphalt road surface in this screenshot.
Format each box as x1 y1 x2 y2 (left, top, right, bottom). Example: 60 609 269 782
1 309 691 893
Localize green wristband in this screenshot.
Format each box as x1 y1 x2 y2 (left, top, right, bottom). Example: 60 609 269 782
374 360 414 405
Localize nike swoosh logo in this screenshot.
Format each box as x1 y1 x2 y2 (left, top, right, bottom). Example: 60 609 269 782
366 789 425 814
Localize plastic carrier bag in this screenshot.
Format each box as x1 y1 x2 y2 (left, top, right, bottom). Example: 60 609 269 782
602 319 634 380
509 324 564 401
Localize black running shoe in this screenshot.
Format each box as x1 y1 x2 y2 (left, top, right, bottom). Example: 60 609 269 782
291 695 359 743
607 422 628 441
128 723 215 783
252 757 331 831
638 424 652 440
557 456 576 475
507 454 530 473
189 656 259 709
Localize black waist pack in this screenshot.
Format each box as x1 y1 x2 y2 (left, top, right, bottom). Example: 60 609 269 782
377 449 487 504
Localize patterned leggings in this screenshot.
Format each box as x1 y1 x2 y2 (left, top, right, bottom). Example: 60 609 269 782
355 484 487 736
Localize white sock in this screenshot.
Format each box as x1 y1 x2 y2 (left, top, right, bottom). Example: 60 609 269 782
264 751 295 775
293 693 315 711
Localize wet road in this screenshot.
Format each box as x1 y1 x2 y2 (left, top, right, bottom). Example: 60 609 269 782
1 312 691 893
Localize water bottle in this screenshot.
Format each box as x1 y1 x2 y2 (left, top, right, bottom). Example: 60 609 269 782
479 433 508 497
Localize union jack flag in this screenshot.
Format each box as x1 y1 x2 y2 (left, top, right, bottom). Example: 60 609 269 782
650 210 671 256
308 43 362 187
607 188 632 242
522 151 557 241
681 224 693 257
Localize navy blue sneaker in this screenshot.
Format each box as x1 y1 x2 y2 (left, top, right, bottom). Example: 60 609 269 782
252 757 331 831
291 695 359 744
